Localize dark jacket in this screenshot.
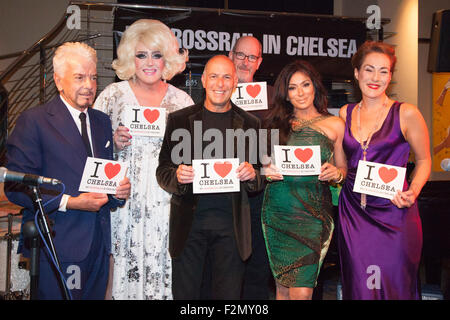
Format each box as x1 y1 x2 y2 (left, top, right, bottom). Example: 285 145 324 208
156 101 263 260
5 96 122 262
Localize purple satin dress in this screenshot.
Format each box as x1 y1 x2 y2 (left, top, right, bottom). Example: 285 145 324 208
337 102 422 300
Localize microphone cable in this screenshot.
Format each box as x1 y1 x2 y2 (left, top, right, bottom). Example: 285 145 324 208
33 182 73 300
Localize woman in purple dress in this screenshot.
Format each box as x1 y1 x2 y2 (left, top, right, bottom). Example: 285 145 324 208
337 41 431 300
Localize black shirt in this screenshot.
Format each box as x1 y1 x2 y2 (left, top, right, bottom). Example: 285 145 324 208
194 107 234 229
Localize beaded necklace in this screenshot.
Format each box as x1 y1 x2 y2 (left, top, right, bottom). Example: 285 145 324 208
356 96 388 209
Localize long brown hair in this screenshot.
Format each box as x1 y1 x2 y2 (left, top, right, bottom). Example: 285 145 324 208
264 60 329 145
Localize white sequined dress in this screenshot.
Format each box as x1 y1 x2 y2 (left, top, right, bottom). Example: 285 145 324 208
94 81 193 299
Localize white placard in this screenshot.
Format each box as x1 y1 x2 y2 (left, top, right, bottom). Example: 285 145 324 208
231 81 268 111
79 157 128 194
273 145 321 176
192 158 240 194
353 160 406 200
122 105 166 137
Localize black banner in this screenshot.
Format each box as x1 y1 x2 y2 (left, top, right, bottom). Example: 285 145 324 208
113 7 367 83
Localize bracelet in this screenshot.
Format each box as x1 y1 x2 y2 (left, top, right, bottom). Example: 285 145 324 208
266 176 272 183
334 171 344 184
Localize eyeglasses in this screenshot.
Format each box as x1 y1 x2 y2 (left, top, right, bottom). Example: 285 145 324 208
135 51 163 60
233 51 259 63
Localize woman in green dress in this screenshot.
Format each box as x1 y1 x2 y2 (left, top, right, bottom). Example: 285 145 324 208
262 60 347 300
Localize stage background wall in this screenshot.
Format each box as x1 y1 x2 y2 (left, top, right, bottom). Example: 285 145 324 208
113 7 366 82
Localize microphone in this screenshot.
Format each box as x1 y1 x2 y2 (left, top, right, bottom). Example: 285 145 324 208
0 167 62 185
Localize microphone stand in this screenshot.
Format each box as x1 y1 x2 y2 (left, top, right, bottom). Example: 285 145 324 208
22 220 40 300
30 185 71 300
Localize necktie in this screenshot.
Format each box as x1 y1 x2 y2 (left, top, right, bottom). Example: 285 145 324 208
79 112 93 157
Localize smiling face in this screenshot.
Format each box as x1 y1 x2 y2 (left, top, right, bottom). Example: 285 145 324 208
354 52 392 99
134 41 165 86
287 71 316 116
201 56 238 112
229 37 262 83
54 54 97 112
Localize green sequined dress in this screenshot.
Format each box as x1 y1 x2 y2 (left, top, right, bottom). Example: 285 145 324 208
262 116 334 288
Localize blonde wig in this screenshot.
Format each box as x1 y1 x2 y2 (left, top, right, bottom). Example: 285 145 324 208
53 42 97 77
112 19 188 81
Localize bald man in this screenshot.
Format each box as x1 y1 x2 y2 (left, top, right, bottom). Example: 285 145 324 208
230 36 274 299
157 55 262 299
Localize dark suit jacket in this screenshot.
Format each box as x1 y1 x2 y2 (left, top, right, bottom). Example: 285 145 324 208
156 101 263 261
5 96 121 262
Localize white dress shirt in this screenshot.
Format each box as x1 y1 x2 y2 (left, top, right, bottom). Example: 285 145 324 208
58 95 94 211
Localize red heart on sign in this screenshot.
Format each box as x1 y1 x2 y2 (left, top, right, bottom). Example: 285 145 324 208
294 148 313 163
246 84 261 98
213 161 232 178
378 167 398 184
143 109 160 124
104 163 121 180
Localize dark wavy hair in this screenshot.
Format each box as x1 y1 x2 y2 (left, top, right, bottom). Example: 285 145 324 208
264 60 329 145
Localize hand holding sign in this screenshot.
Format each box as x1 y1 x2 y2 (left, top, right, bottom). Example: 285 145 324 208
261 162 284 182
318 162 342 182
70 174 130 211
115 176 131 200
67 192 109 212
177 164 195 184
236 161 256 181
391 189 417 209
114 125 132 150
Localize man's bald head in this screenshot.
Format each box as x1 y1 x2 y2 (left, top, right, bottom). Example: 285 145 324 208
204 55 236 74
201 55 238 112
233 36 262 57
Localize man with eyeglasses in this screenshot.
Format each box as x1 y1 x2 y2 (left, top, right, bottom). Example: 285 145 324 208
229 36 263 84
229 36 274 300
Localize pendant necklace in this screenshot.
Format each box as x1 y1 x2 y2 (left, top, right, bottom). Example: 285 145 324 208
356 96 388 209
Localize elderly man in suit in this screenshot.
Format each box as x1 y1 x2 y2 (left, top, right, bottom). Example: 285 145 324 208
157 55 262 299
5 42 130 300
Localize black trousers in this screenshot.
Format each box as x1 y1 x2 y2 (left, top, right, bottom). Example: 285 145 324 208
241 190 274 299
172 218 245 300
